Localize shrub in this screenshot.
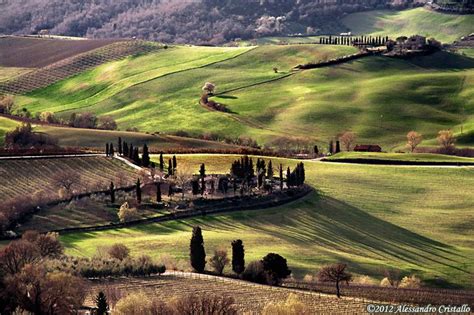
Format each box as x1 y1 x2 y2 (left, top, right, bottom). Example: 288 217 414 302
4 123 58 148
241 260 267 284
209 249 229 275
170 293 237 315
261 293 312 315
117 202 139 223
353 275 376 286
380 277 392 287
115 292 173 315
0 95 14 114
98 116 118 130
399 275 422 288
108 244 130 261
39 111 58 123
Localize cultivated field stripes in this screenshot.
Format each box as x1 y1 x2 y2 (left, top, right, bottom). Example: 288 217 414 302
0 41 161 95
0 156 137 202
87 273 371 314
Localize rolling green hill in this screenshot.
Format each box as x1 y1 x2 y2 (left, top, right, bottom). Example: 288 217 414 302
4 43 474 151
62 154 474 287
342 8 474 43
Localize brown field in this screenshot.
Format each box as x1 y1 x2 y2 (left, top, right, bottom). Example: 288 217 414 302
0 36 118 68
0 156 138 203
86 273 370 314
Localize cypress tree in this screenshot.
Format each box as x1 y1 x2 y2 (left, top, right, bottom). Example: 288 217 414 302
335 141 341 154
267 160 273 179
168 159 173 176
329 140 334 155
156 182 161 202
110 181 115 204
136 178 142 204
142 144 150 167
286 167 291 187
118 137 122 155
123 141 128 157
106 143 109 157
134 148 140 165
159 153 164 171
172 155 177 172
109 143 114 157
199 163 206 196
314 145 319 156
279 164 283 190
190 226 206 273
95 291 109 315
129 144 134 159
231 239 245 274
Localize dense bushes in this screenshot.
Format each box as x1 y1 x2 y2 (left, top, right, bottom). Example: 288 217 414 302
4 123 58 149
47 255 166 278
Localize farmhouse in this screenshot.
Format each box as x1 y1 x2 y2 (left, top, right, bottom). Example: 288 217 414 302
354 145 382 152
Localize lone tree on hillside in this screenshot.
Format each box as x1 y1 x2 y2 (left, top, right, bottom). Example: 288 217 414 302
190 226 206 273
406 131 422 153
339 132 356 151
156 182 162 202
95 291 109 315
53 172 81 198
202 82 216 95
261 253 291 286
437 129 455 152
209 249 230 275
172 155 178 172
231 239 245 275
317 263 352 298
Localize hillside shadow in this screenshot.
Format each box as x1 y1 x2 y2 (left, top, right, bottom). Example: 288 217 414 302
215 95 238 100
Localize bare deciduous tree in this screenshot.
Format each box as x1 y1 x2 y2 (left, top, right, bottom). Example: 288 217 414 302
53 171 81 197
339 132 356 151
209 249 230 275
108 244 130 261
437 129 455 152
317 263 352 298
406 131 422 153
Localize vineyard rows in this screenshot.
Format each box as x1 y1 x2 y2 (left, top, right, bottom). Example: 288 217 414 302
0 41 161 95
87 273 371 314
0 156 137 202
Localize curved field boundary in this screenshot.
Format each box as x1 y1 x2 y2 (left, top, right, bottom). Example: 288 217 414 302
36 186 313 236
322 158 474 166
53 47 256 114
0 40 161 95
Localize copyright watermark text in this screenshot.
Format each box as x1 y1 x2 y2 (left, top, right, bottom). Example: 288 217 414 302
366 303 471 314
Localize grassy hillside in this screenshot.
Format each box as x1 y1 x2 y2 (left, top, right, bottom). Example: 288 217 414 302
342 8 474 43
326 152 474 163
0 116 19 145
62 154 474 287
7 45 474 151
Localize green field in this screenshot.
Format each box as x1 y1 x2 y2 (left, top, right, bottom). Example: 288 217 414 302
62 154 474 287
326 152 474 163
342 8 474 43
4 43 472 151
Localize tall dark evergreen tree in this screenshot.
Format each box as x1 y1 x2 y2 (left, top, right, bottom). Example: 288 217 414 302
335 141 341 154
329 140 334 155
279 164 283 190
109 143 114 156
118 137 122 155
199 163 206 196
106 143 109 157
190 226 206 273
172 155 177 172
129 143 134 159
136 178 142 204
123 141 128 157
159 153 164 171
267 160 273 179
133 148 141 165
231 239 245 274
168 159 173 176
110 182 115 204
95 291 109 315
314 145 319 156
156 182 161 202
142 144 150 167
